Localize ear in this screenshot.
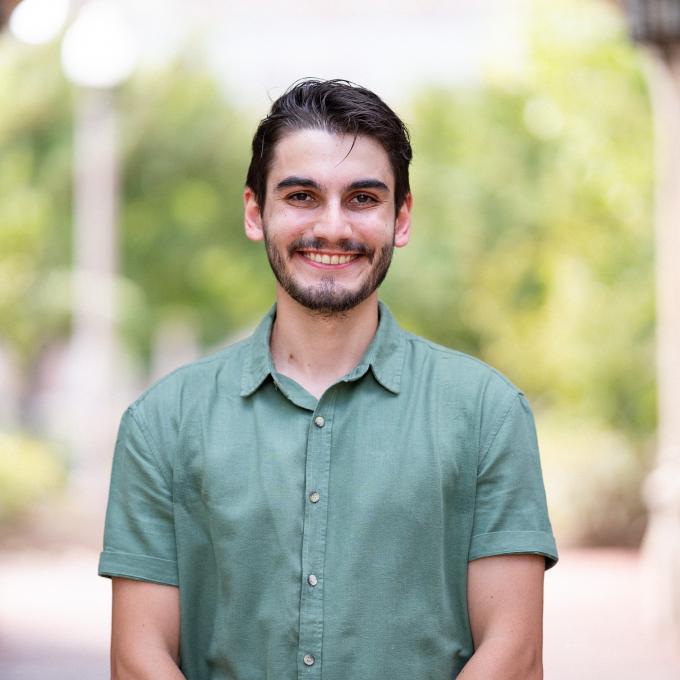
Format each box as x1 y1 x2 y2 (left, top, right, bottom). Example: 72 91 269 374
244 187 265 242
394 192 412 248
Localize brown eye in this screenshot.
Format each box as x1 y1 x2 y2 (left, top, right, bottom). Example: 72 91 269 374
289 192 311 202
351 193 377 205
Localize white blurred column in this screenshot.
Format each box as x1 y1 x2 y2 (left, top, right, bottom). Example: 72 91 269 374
67 87 119 485
621 1 680 648
60 0 138 508
641 44 680 649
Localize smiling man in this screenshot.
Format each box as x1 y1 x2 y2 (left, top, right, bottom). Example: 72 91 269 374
99 79 558 680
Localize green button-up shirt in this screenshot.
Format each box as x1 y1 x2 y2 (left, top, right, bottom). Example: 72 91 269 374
99 302 557 679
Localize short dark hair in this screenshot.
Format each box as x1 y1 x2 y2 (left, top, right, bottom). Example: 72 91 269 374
246 78 412 211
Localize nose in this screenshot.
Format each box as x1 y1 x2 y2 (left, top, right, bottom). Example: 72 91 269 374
312 200 352 243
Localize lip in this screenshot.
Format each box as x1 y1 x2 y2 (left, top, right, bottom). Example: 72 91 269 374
296 251 363 269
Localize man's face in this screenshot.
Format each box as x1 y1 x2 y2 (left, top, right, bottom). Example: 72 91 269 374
244 128 411 315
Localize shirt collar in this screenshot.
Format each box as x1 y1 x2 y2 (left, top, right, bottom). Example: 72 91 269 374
240 300 405 397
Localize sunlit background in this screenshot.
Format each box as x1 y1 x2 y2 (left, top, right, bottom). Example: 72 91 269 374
1 0 679 678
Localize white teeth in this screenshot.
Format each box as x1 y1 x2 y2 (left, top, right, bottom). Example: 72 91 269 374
303 252 356 265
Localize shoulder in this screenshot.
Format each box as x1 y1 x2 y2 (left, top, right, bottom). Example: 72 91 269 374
401 329 521 401
397 328 529 451
126 335 251 434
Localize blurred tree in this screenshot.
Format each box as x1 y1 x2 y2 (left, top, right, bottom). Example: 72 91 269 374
0 40 263 383
117 64 265 364
0 42 73 377
386 0 655 443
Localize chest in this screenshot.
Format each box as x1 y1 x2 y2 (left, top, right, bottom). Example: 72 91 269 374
174 380 477 535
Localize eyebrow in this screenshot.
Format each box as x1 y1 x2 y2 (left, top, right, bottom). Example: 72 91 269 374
347 179 390 193
274 176 390 193
275 176 322 192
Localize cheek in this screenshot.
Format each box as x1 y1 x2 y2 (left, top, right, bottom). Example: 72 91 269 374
268 208 314 235
356 214 395 240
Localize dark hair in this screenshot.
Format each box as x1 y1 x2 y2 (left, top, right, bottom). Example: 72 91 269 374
246 78 412 211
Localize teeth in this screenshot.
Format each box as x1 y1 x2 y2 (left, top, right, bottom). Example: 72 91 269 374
303 253 356 265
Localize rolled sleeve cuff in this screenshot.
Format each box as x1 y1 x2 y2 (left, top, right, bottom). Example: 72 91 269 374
468 530 559 569
98 550 179 586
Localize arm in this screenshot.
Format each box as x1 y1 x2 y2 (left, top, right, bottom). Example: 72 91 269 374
111 577 186 680
459 554 545 680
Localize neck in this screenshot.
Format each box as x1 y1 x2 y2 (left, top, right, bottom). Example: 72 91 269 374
270 288 380 399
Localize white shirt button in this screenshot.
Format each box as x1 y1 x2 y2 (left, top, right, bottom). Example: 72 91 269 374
309 491 320 503
303 654 315 666
314 415 325 428
307 574 318 586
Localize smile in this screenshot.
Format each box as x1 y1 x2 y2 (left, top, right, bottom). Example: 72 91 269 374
300 252 360 265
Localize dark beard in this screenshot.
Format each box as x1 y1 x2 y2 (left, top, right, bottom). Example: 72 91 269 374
263 233 394 316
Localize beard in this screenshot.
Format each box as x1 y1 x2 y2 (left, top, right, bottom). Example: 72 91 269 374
263 230 394 316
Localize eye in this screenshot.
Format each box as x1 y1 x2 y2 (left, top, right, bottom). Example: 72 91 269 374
350 193 378 206
288 191 314 203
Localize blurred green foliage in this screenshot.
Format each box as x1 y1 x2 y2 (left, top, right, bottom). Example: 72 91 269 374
0 431 67 523
118 66 268 362
0 0 656 543
0 42 73 371
387 0 655 444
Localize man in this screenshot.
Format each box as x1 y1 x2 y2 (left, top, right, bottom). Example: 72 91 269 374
99 79 558 679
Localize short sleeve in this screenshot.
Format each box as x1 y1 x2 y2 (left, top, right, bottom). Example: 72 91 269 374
469 393 558 569
98 405 179 585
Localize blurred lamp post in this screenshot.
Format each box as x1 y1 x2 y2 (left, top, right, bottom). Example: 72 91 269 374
6 0 68 40
59 0 138 509
622 0 680 645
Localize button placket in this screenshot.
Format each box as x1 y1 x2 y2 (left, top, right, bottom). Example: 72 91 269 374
297 394 337 678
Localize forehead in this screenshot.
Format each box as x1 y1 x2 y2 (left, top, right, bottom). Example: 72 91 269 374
268 128 394 189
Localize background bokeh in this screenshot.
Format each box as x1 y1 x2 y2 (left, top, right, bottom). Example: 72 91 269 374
0 0 678 678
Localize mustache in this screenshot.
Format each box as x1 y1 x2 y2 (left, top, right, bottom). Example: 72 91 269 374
287 237 372 258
